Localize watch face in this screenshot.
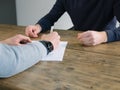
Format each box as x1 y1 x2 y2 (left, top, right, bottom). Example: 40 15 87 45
47 41 53 52
40 41 54 53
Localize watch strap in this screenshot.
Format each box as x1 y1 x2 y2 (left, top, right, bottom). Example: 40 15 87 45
40 40 54 54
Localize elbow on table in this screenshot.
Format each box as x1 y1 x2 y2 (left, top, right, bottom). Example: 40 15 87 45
0 70 17 78
0 64 18 78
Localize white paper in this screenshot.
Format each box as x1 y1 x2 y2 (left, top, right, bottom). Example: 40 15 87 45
41 41 68 61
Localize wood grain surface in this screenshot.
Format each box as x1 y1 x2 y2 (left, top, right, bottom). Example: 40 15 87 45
0 24 120 90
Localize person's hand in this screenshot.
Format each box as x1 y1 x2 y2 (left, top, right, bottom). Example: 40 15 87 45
77 31 107 46
40 32 60 50
25 24 41 38
0 34 32 45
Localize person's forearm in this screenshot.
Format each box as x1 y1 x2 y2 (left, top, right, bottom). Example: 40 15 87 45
0 42 47 78
37 0 65 32
100 31 108 43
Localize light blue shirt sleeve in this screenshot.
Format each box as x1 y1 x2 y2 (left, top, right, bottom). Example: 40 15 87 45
0 41 47 78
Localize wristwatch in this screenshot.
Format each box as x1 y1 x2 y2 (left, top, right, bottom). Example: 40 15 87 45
40 40 54 54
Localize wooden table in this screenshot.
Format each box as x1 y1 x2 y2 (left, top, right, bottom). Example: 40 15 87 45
0 24 120 90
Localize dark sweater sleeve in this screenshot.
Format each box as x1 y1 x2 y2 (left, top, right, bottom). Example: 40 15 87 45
106 27 120 42
105 0 120 42
37 0 65 32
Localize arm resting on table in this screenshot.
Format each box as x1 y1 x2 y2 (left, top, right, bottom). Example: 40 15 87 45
0 41 47 78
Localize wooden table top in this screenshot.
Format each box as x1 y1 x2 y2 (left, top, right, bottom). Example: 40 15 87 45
0 24 120 90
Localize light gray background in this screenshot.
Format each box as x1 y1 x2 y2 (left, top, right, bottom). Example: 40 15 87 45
16 0 73 29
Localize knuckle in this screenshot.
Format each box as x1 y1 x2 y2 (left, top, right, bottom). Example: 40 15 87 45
16 34 22 37
53 32 58 35
89 32 93 36
92 40 96 44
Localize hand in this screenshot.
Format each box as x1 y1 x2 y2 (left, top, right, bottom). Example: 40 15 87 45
0 34 32 45
40 32 60 50
77 31 107 46
25 24 41 38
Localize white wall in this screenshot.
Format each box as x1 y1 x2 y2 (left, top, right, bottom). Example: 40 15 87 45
16 0 73 30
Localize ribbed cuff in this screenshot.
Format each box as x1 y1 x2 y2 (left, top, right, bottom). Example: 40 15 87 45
105 30 115 42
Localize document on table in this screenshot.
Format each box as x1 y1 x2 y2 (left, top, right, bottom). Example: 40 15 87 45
41 41 68 61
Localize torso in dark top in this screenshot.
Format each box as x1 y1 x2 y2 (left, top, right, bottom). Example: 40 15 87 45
63 0 115 31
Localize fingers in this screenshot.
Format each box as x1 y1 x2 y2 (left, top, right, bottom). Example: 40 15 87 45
40 31 60 50
50 31 59 37
25 26 37 37
77 31 106 46
12 34 31 45
77 31 96 46
19 35 32 44
79 37 92 45
77 31 91 39
49 32 60 50
8 34 31 45
25 25 41 38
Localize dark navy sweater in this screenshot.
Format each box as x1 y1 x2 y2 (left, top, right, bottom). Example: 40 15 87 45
37 0 120 42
